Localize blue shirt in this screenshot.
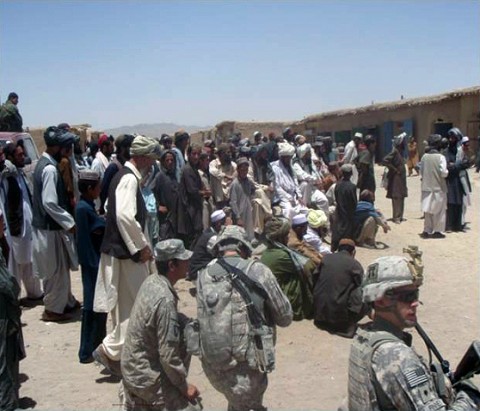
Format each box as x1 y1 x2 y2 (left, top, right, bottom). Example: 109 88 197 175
75 197 105 268
353 200 379 227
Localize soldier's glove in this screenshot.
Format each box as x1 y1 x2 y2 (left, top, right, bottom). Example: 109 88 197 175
455 379 480 406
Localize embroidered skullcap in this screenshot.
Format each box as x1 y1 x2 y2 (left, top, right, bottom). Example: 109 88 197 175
78 169 100 182
340 163 353 174
354 132 363 139
278 142 295 157
264 217 291 242
307 209 328 228
236 157 249 167
130 135 162 159
296 143 311 159
211 209 226 223
292 213 308 226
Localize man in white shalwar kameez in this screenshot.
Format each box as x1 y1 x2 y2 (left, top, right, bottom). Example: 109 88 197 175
32 126 79 322
1 143 43 300
93 135 161 376
91 134 113 179
342 132 362 185
272 142 302 220
293 143 329 216
419 134 449 238
229 157 256 240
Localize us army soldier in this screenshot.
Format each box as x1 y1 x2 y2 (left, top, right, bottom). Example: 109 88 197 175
348 255 479 410
196 225 293 411
121 239 200 411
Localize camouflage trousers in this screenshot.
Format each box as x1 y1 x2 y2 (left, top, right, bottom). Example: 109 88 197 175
202 361 268 411
119 380 200 411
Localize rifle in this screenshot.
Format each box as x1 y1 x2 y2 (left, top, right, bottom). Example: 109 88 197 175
416 322 480 385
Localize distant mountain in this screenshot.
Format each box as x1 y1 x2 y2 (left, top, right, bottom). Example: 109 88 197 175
104 123 212 138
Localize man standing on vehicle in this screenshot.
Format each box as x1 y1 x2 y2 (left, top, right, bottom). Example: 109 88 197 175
348 255 480 410
0 92 22 132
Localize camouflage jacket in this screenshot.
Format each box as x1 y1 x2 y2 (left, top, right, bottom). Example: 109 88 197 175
348 318 477 411
121 274 189 405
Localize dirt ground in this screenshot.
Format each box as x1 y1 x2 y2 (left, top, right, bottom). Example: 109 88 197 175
16 167 479 411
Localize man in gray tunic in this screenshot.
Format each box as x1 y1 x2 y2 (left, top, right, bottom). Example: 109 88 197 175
121 239 200 411
196 225 293 411
348 254 479 410
32 126 79 322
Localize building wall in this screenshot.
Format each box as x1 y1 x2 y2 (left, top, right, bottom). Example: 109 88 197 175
292 93 479 160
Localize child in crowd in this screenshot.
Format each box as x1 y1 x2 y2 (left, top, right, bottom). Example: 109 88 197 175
75 170 107 363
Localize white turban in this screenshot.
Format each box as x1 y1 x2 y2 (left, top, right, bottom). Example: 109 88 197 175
296 143 312 159
393 132 407 147
278 142 295 157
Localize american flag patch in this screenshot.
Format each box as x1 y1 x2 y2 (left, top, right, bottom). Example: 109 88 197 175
405 368 429 388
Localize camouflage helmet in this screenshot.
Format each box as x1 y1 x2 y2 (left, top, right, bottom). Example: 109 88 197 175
362 256 423 303
209 225 252 255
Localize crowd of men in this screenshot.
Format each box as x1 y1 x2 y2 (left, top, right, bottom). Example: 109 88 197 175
0 93 479 410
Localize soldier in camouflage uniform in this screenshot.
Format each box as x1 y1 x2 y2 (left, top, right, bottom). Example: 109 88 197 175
197 225 293 411
120 239 200 411
348 255 479 410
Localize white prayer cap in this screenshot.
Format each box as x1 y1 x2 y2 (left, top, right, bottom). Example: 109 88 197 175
211 209 226 223
461 136 470 144
354 132 363 139
278 142 295 157
292 213 308 226
297 143 312 159
341 163 353 174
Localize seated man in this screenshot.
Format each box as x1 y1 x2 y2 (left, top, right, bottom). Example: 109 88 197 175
353 190 390 248
304 209 331 256
260 217 315 321
313 239 370 338
288 213 323 266
188 209 226 281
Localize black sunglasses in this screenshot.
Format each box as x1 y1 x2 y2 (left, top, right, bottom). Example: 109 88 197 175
386 289 420 304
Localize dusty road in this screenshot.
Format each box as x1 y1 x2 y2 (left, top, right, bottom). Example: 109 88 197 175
17 167 479 410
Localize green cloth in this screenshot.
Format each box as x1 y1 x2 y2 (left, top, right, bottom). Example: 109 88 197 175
0 101 23 132
260 247 313 321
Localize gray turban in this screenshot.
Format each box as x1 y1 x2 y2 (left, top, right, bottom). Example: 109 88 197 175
43 126 75 147
264 217 291 243
130 135 162 159
340 163 353 174
278 142 295 157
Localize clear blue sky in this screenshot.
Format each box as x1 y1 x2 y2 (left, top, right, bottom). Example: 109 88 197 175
1 0 479 129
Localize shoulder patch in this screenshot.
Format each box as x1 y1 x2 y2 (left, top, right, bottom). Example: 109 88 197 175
366 263 379 282
405 367 429 388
